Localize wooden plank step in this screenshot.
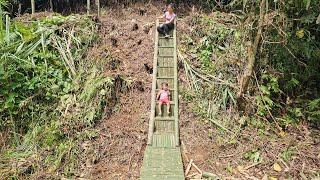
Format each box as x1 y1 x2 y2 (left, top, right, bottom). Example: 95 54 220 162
158 55 174 58
157 77 174 79
155 117 175 121
155 101 174 104
159 37 173 39
157 66 174 68
152 133 175 148
158 46 174 48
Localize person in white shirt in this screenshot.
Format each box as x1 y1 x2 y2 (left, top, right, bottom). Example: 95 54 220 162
157 3 176 38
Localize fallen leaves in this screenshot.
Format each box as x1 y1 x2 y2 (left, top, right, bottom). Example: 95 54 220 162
273 162 282 172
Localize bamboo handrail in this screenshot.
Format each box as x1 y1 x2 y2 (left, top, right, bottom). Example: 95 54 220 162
173 19 179 147
147 19 160 145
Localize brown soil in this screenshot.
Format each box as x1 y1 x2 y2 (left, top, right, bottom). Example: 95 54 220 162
86 3 160 179
83 3 320 180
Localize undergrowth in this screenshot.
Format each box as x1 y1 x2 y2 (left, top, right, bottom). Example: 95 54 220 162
0 13 121 178
179 3 320 178
179 12 245 137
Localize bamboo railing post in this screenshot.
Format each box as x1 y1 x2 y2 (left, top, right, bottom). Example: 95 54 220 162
87 0 90 15
31 0 35 15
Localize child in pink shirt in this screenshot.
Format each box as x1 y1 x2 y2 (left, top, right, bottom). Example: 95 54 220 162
157 82 170 116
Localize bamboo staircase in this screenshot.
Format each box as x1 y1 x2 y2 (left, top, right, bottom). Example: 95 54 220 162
140 20 184 179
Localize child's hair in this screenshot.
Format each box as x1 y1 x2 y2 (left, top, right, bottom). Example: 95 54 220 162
161 82 169 87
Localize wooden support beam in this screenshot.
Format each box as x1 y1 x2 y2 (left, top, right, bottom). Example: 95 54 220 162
31 0 35 15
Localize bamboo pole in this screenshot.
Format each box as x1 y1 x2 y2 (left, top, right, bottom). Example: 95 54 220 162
49 0 53 12
87 0 90 15
173 19 179 147
0 6 3 32
147 19 160 145
18 3 22 16
5 15 10 43
96 0 100 17
31 0 35 15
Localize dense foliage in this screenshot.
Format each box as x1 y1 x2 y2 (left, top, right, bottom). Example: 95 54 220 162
180 0 320 129
0 7 120 178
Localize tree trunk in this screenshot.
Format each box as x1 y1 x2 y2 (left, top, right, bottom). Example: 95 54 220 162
96 0 100 17
237 0 266 98
49 0 53 12
31 0 35 15
87 0 91 15
18 3 22 16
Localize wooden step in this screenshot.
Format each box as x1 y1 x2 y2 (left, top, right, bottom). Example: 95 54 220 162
152 133 175 148
157 77 174 79
159 37 174 39
157 66 174 68
155 101 174 105
155 117 175 121
154 120 174 132
158 55 174 58
158 46 174 48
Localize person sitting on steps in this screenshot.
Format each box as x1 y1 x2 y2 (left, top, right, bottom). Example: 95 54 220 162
157 3 176 38
157 82 170 116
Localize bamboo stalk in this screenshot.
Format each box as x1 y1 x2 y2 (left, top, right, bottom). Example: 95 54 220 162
96 0 100 17
147 19 159 145
87 0 90 15
18 3 22 16
5 15 10 43
0 6 3 31
31 0 35 15
173 19 179 147
49 0 53 12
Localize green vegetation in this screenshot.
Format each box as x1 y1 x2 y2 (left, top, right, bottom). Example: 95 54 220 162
179 1 319 178
180 0 320 134
0 9 118 179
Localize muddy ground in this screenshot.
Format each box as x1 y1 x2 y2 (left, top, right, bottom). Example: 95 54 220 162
83 3 320 180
